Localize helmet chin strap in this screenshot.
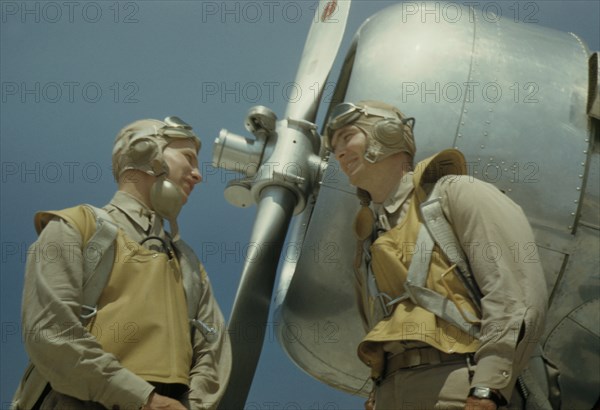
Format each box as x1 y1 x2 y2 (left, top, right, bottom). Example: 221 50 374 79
150 176 185 241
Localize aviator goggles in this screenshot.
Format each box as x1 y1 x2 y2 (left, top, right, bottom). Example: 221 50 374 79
129 116 201 151
326 102 395 133
325 102 415 147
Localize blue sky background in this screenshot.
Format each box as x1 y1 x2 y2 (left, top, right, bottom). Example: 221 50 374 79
1 1 598 409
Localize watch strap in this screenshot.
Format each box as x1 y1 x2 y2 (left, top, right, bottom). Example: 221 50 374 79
468 386 506 407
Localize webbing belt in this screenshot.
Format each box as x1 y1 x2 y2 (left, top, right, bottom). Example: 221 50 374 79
381 347 468 380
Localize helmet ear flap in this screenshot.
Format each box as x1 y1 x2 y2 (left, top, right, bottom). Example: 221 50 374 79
369 117 416 160
371 118 406 146
129 137 157 163
126 137 167 176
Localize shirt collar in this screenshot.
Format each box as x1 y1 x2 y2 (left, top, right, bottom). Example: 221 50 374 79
109 190 161 233
373 172 414 215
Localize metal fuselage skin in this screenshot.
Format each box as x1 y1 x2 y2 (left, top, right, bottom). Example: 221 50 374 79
273 3 599 408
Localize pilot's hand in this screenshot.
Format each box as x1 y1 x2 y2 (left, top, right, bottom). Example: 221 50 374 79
465 396 497 410
364 390 375 410
142 392 187 410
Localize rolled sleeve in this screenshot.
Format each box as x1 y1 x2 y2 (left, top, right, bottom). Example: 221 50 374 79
439 176 547 399
22 217 154 408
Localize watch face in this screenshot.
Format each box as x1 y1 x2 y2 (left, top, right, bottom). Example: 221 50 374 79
471 387 492 399
469 386 504 407
474 387 491 396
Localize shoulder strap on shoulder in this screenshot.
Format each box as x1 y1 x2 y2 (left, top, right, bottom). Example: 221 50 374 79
420 177 483 310
34 204 118 322
79 205 118 321
378 177 482 336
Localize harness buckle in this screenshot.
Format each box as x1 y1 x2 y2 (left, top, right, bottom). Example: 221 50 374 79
191 319 218 343
402 280 419 305
376 293 394 317
80 305 98 320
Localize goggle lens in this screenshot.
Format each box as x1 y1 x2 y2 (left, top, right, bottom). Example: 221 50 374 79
328 103 365 132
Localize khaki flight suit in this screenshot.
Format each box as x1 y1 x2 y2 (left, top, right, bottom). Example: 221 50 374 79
355 152 547 409
13 191 231 410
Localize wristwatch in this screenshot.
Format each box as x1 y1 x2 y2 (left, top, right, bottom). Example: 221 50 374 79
468 387 505 407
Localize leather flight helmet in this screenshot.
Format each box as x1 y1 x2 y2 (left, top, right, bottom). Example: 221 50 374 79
111 116 201 232
112 116 200 181
325 100 416 163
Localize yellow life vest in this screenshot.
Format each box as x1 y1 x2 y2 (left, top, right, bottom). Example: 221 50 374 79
357 150 481 377
37 205 192 385
13 204 210 409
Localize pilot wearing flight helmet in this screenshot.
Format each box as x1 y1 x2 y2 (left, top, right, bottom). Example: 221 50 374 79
325 100 554 410
13 117 231 410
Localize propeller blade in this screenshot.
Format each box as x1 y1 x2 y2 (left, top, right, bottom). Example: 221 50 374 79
218 187 296 409
286 0 351 122
218 1 351 408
